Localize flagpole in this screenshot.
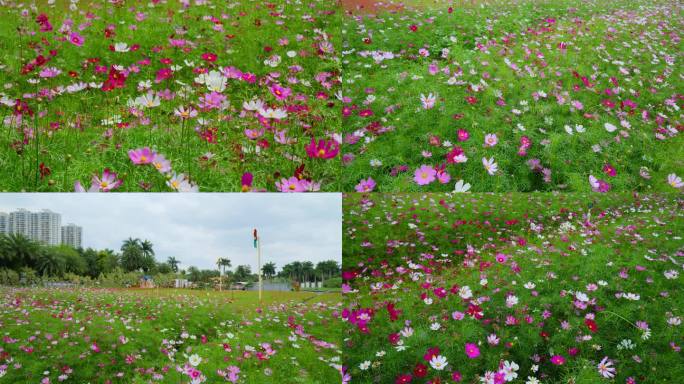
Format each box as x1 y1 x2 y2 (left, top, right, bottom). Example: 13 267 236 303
257 234 262 304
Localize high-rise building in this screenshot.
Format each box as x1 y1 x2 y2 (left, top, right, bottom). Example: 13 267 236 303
61 224 82 249
1 209 74 247
32 209 62 246
0 212 8 234
9 208 34 238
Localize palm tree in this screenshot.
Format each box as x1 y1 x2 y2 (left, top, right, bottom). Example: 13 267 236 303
302 261 315 284
140 240 155 273
141 240 154 258
216 258 231 291
36 248 65 277
167 256 180 273
262 262 276 279
0 233 40 269
120 238 144 272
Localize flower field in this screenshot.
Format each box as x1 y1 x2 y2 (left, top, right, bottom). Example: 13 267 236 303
0 288 342 383
0 0 340 191
341 0 683 192
342 193 684 383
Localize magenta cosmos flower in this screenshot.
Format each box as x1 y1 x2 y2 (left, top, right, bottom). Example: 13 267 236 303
270 84 292 100
305 138 339 159
550 355 566 365
414 165 437 185
128 147 157 165
465 343 480 358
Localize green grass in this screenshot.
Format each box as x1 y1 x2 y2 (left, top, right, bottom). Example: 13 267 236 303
0 288 342 383
342 193 684 383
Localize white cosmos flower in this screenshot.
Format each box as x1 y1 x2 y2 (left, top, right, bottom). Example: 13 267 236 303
258 107 288 120
195 70 226 92
133 92 160 109
454 179 471 193
188 354 202 367
458 285 472 299
502 360 519 381
604 122 617 132
482 157 498 175
114 42 130 52
429 355 448 370
243 99 264 111
359 361 371 370
667 173 683 188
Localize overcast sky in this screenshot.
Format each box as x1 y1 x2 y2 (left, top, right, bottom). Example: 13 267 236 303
0 194 341 272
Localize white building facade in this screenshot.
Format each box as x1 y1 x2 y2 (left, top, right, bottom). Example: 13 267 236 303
61 224 83 249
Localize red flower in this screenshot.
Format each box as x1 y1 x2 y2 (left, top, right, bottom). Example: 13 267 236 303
39 163 51 179
585 319 598 333
413 363 427 378
201 52 217 62
395 374 413 384
409 25 418 32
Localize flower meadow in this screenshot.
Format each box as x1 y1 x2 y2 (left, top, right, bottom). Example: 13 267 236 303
0 288 342 383
0 0 341 191
341 0 683 192
342 193 684 383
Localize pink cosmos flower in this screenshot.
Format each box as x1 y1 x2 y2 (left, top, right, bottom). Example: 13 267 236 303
355 177 376 192
151 154 172 174
550 355 565 365
484 133 498 147
420 93 436 109
128 147 156 164
276 177 306 193
589 175 611 192
69 32 84 47
91 169 123 192
414 165 436 185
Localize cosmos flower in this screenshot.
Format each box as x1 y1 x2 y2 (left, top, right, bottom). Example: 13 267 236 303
414 165 436 185
597 357 616 378
355 177 376 192
482 157 498 175
69 32 85 47
465 343 480 359
128 147 157 165
667 173 683 188
429 355 448 370
453 179 471 193
420 93 436 109
305 138 339 159
270 84 292 100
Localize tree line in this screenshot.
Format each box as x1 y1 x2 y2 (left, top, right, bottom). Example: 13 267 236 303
0 234 340 286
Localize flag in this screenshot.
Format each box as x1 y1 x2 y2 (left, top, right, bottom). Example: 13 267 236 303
253 229 258 248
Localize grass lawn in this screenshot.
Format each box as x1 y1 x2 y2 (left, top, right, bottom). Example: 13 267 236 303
0 287 342 383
